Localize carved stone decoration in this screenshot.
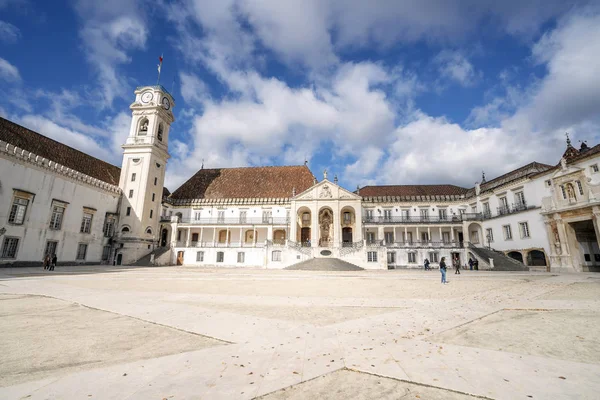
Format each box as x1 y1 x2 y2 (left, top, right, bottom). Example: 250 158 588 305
340 194 351 199
550 221 562 255
318 208 333 246
319 185 333 199
560 157 567 170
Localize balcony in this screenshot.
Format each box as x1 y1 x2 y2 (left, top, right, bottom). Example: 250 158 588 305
176 217 290 225
496 202 530 217
386 240 463 249
363 213 482 224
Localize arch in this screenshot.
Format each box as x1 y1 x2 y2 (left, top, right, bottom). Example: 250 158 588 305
121 226 130 233
175 212 183 222
342 227 353 245
145 227 153 235
157 122 164 141
218 230 229 243
467 222 483 245
527 250 547 266
138 118 149 135
244 229 255 244
273 229 286 244
160 227 169 247
340 206 356 226
507 251 524 263
296 206 312 243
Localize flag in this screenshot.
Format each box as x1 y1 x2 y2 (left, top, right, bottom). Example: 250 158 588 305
157 55 163 73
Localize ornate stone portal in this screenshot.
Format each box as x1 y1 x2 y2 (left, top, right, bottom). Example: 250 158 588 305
319 208 334 246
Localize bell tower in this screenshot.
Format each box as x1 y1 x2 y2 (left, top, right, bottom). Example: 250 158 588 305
117 85 175 265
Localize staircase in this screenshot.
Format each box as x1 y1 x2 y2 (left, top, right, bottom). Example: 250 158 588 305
468 245 529 271
285 257 364 271
130 246 172 267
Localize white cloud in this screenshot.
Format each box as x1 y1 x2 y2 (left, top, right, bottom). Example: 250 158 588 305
434 50 480 87
0 20 20 43
179 72 210 105
0 57 20 82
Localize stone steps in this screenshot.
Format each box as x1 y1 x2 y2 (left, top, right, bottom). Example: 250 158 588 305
285 257 364 271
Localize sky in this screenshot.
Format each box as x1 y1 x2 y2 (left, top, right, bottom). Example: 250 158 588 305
1 0 600 192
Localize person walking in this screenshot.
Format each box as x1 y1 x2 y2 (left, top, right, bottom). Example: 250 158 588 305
50 254 57 271
474 259 479 270
454 257 461 274
468 258 474 271
440 257 448 284
424 258 430 271
43 254 50 270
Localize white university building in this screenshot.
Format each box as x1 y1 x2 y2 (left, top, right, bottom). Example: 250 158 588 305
1 85 600 272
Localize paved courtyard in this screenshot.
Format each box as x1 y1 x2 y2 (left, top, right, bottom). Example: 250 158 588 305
0 266 599 399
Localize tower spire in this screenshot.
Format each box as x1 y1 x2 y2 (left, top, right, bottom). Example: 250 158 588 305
481 171 486 183
566 132 572 148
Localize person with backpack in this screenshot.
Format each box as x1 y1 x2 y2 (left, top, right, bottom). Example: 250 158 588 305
440 257 448 284
424 258 430 271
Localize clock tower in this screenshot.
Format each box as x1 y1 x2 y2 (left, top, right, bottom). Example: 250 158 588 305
116 85 175 265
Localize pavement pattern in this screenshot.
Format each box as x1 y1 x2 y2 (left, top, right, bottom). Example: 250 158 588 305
0 266 599 399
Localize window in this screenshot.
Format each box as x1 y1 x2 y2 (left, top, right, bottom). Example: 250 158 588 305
560 185 567 199
45 240 58 256
367 251 377 262
387 252 396 264
157 123 164 141
438 209 447 220
383 209 392 221
154 177 158 186
194 212 201 221
366 231 376 243
470 230 479 244
584 253 591 262
121 226 130 233
519 222 530 238
126 207 131 216
404 231 413 244
366 209 374 220
408 252 416 263
503 225 513 240
421 232 429 242
177 230 182 241
128 190 134 199
217 252 224 262
8 197 29 225
592 164 599 173
442 232 450 243
262 210 272 223
146 228 153 235
401 209 410 219
384 232 394 244
343 212 352 224
237 252 245 263
191 233 199 242
239 211 247 223
500 197 509 208
272 250 282 261
218 211 225 223
103 216 115 237
80 212 93 233
515 192 526 206
102 246 110 261
1 237 19 258
196 251 204 262
486 228 494 243
76 244 88 260
152 193 155 202
150 209 153 219
420 209 429 219
131 173 136 182
576 181 584 196
482 202 491 217
546 179 552 187
49 204 65 230
429 252 439 263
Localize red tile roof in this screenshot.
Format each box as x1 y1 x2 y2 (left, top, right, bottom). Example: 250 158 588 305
170 165 316 200
358 184 468 198
0 117 121 186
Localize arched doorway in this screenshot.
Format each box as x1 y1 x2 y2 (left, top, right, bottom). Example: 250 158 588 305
218 230 229 244
467 222 483 245
527 250 547 266
176 251 184 265
318 208 333 247
342 227 353 245
161 228 168 247
340 206 355 246
297 207 311 245
244 230 255 245
508 251 524 263
273 229 286 245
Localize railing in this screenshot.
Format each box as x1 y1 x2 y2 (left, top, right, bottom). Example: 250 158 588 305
287 240 312 256
363 214 482 224
386 241 463 249
366 240 385 247
340 240 364 256
497 202 530 216
177 217 290 225
177 241 266 248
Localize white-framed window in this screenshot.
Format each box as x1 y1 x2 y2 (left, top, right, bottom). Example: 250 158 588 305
429 252 439 263
272 250 282 261
560 185 567 199
438 209 447 220
80 212 93 233
343 212 352 224
576 181 584 196
366 231 376 243
592 164 599 173
486 228 494 243
152 193 155 202
519 222 530 238
76 243 88 260
383 209 392 221
421 232 429 242
420 209 429 219
503 225 513 240
103 216 115 237
237 252 245 263
129 190 134 198
196 251 204 262
49 204 65 230
131 173 136 182
387 251 396 264
401 209 410 219
102 246 110 261
216 252 224 262
365 209 374 220
8 197 29 225
482 202 490 216
262 210 272 223
404 231 413 244
217 211 225 223
500 197 509 208
45 240 58 257
194 212 201 221
384 232 394 244
367 251 377 262
1 237 20 258
470 230 479 244
459 209 466 216
302 212 310 223
442 232 450 243
126 207 131 216
239 211 247 223
515 191 525 206
408 252 416 263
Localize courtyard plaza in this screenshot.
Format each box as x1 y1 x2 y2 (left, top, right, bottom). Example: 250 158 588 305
0 266 599 399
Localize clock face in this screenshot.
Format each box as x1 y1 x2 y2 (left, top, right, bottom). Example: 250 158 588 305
162 97 171 110
141 91 153 103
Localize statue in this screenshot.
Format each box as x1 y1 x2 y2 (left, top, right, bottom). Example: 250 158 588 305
323 169 328 179
140 119 149 133
560 157 567 170
566 183 576 201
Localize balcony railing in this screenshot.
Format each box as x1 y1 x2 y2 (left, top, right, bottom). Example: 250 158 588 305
386 240 464 249
497 202 529 216
176 217 290 225
177 241 266 248
363 213 482 224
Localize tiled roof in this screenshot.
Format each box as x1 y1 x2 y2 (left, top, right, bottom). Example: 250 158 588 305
480 162 553 193
170 165 316 200
0 117 121 186
358 184 469 198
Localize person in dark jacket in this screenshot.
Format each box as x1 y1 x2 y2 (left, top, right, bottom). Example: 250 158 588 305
440 257 448 284
424 258 430 270
50 254 57 271
454 257 461 274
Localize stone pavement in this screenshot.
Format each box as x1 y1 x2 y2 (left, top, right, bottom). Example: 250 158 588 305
0 266 599 399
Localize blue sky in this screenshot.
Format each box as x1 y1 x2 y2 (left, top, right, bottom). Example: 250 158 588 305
1 0 600 192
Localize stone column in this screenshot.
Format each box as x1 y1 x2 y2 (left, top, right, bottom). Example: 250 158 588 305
253 227 257 247
226 227 230 247
200 227 204 246
239 227 243 247
427 227 431 243
290 206 297 243
185 228 191 247
404 226 408 243
416 226 420 244
267 225 273 243
543 219 556 256
333 204 341 247
438 227 443 244
592 206 600 248
212 228 216 246
555 216 569 256
312 206 319 247
378 226 384 244
170 222 178 247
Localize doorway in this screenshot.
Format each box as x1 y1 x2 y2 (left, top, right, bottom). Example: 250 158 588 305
458 232 464 247
161 228 168 247
116 253 123 265
342 227 353 245
569 220 600 272
177 251 184 265
301 227 311 246
451 252 461 266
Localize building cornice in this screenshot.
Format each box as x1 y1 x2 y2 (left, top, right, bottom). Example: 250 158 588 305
0 140 121 195
165 197 291 207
